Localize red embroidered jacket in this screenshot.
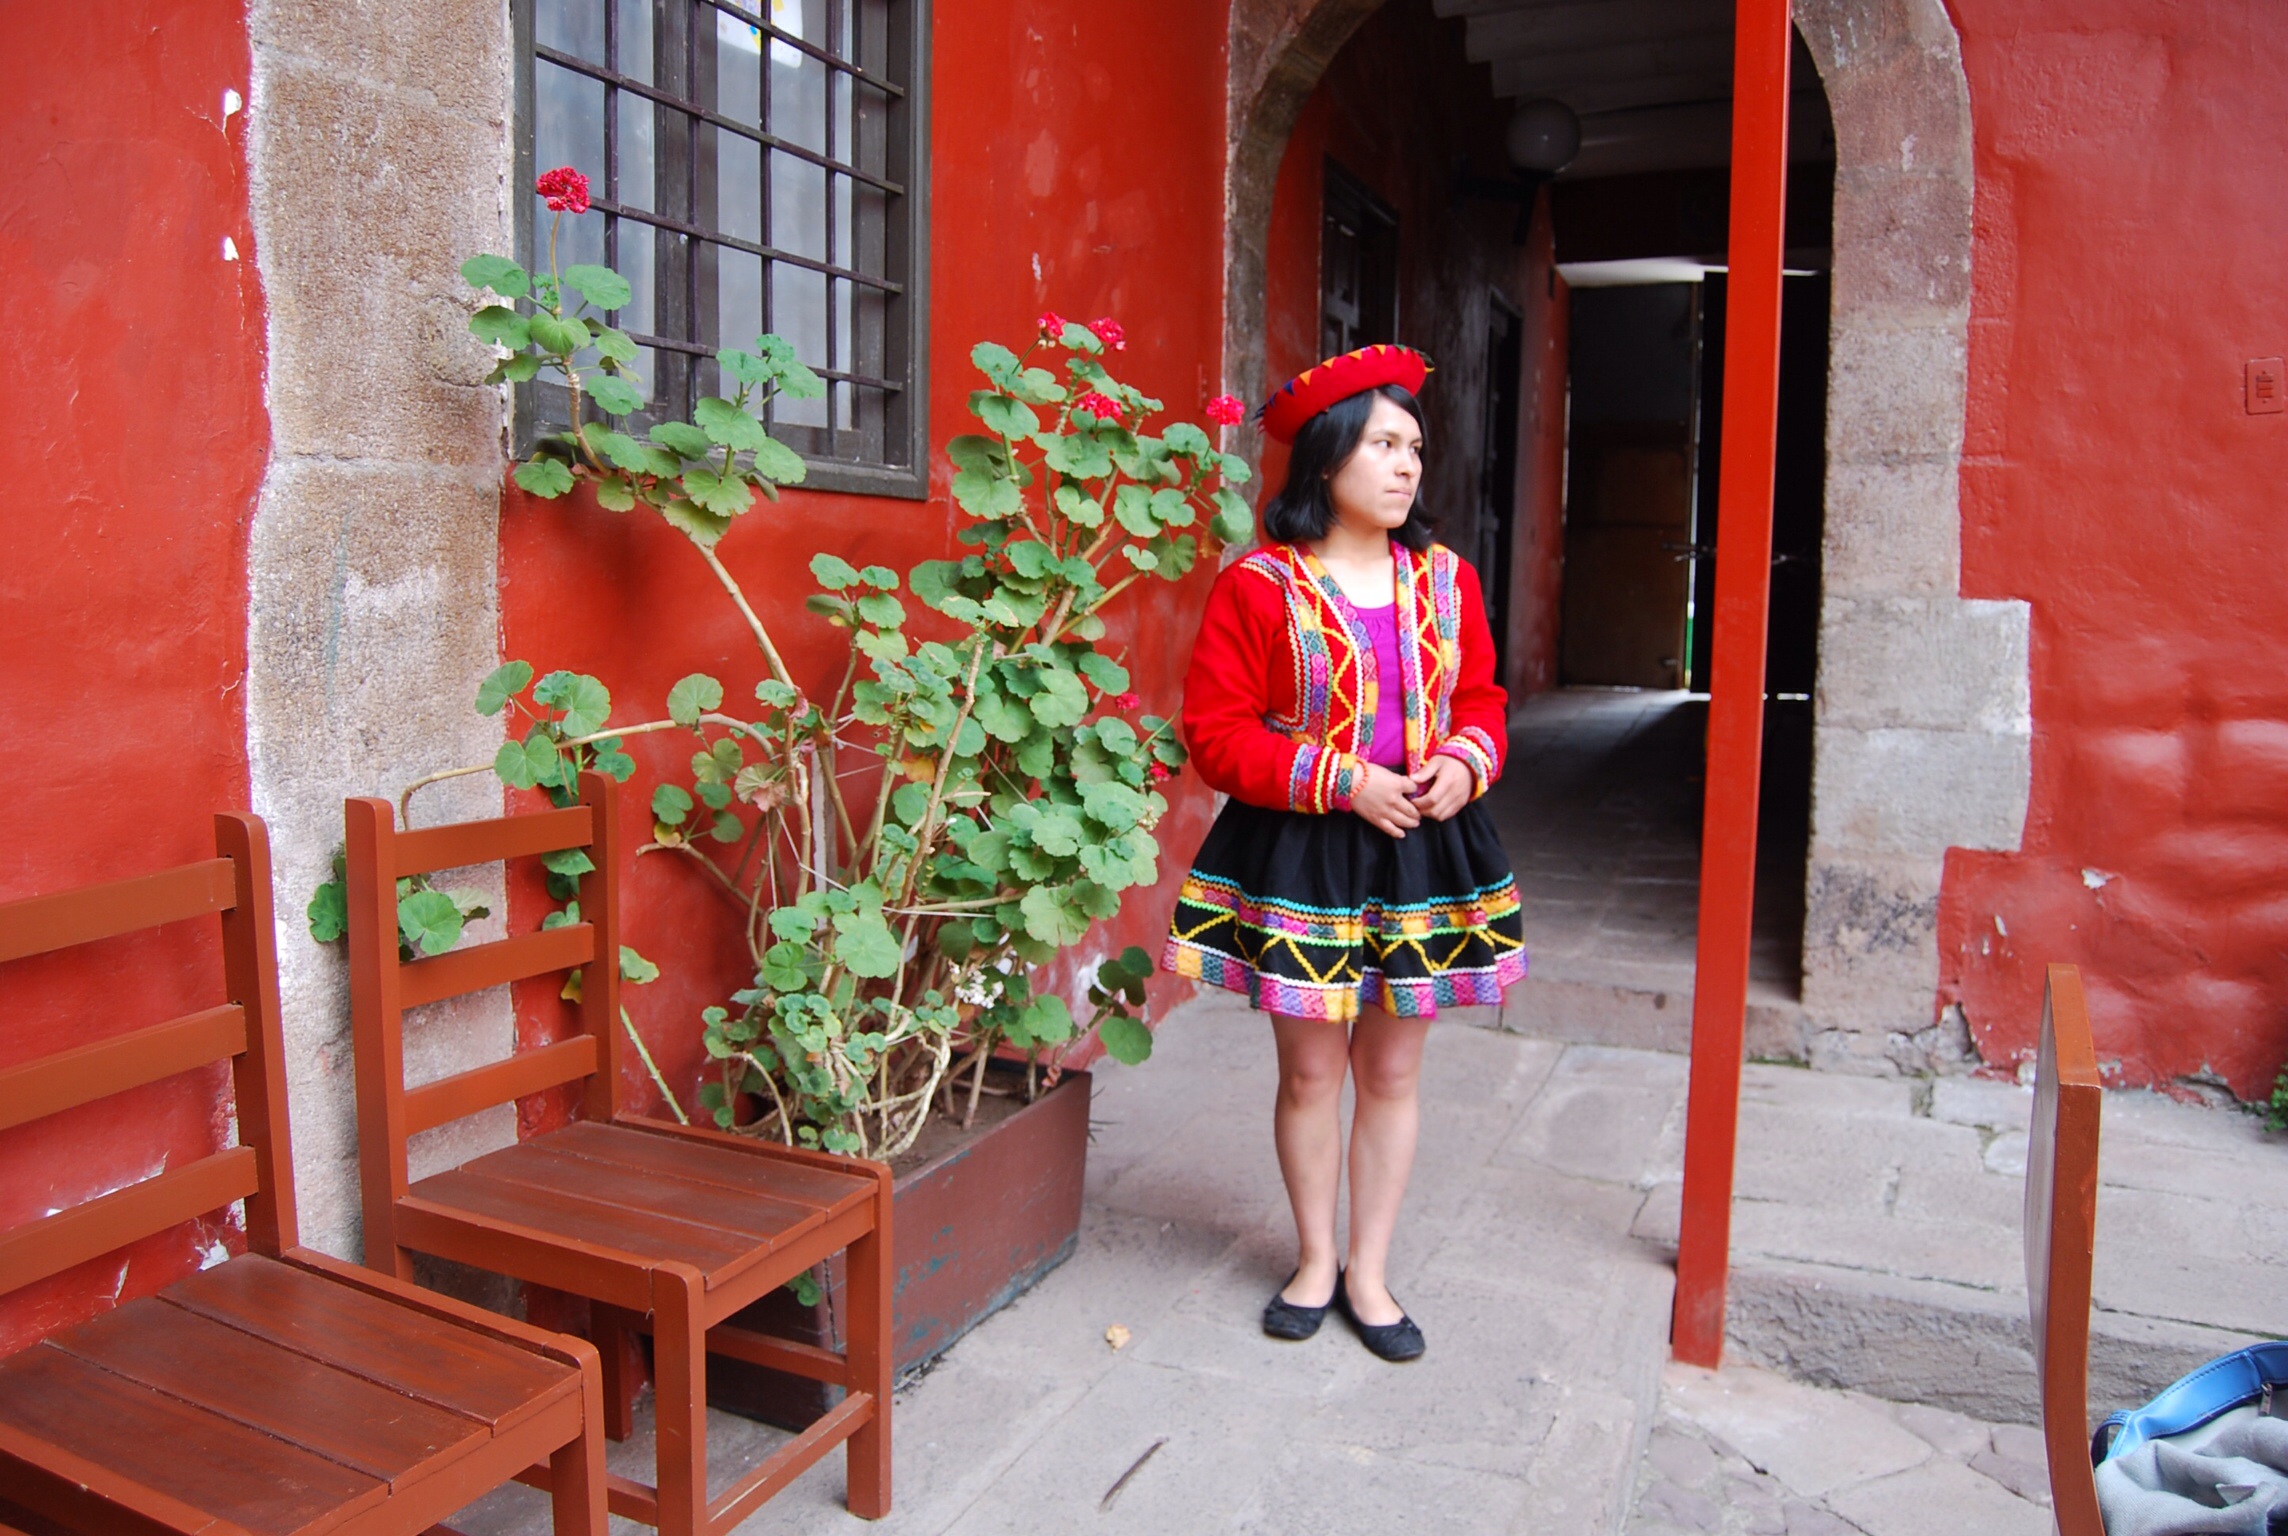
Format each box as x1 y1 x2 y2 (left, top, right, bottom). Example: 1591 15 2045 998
1180 541 1508 815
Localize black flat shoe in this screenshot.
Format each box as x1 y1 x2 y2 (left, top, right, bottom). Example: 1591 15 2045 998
1336 1271 1425 1362
1262 1271 1335 1340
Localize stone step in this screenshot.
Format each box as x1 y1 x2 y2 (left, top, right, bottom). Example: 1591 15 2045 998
1487 966 1812 1061
1624 1068 2282 1425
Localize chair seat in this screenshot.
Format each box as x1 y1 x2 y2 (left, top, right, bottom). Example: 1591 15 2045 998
406 1120 878 1296
0 1253 583 1536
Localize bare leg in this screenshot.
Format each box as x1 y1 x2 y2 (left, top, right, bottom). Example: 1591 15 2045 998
1344 1006 1430 1325
1271 1013 1352 1306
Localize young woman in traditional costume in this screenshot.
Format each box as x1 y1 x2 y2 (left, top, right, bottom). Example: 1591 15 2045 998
1162 345 1527 1361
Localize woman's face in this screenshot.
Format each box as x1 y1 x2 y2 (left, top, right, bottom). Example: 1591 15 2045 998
1324 394 1424 537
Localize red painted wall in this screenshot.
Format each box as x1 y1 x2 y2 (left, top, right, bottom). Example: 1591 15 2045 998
1940 0 2288 1097
499 0 1232 1113
1260 0 1567 702
0 3 266 1352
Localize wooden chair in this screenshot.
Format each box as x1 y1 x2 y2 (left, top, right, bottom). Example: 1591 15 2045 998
0 813 605 1536
343 770 893 1534
2024 962 2105 1536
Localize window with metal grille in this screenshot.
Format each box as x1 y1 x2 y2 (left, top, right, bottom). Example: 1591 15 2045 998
518 0 929 497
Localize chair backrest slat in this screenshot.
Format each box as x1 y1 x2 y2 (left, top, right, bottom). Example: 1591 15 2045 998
0 815 299 1291
346 774 623 1259
0 858 235 964
0 1147 260 1295
399 924 597 1010
0 1004 246 1136
394 806 594 879
405 1035 602 1137
2026 962 2105 1536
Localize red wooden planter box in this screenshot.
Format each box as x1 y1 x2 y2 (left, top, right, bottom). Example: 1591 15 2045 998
709 1066 1091 1425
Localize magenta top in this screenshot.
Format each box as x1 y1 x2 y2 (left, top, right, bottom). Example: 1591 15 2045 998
1353 601 1407 769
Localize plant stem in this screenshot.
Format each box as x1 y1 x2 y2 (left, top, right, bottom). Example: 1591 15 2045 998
693 540 796 690
897 639 993 909
962 1037 992 1129
621 1007 689 1124
398 712 772 823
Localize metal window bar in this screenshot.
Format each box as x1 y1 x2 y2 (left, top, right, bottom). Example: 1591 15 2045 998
699 0 904 94
616 323 900 387
535 47 904 197
523 0 923 491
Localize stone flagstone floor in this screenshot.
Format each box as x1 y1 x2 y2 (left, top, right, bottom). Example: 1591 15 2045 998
445 981 2283 1534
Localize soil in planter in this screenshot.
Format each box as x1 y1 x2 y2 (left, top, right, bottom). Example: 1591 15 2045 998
884 1072 1031 1175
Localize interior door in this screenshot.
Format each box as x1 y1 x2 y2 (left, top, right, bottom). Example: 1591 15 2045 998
1321 159 1398 355
1558 282 1702 690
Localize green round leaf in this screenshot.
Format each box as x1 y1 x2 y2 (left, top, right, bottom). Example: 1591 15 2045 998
660 497 732 547
588 375 646 415
305 879 348 944
562 263 634 310
667 673 724 726
1099 1014 1154 1066
694 395 771 451
470 305 531 348
476 659 534 716
397 889 465 957
529 313 591 355
649 421 714 460
513 457 575 498
461 254 530 298
831 907 902 979
750 434 807 485
810 553 861 591
595 327 640 365
534 671 612 736
1210 487 1255 544
680 468 756 519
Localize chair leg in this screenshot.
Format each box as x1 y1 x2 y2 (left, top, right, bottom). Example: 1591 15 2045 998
548 1363 609 1536
844 1194 893 1519
593 1303 641 1442
651 1267 711 1536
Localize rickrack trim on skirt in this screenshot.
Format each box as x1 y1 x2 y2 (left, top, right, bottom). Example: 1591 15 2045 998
1163 869 1528 1022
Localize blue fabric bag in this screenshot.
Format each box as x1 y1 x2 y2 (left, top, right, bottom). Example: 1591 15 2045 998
2094 1342 2288 1536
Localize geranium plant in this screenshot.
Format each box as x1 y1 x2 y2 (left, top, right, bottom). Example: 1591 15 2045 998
311 169 1255 1161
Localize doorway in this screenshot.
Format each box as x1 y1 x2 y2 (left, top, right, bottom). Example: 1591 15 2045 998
1321 159 1397 354
1557 282 1702 690
1477 299 1525 676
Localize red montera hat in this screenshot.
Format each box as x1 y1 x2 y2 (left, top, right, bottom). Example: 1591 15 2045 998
1257 344 1432 444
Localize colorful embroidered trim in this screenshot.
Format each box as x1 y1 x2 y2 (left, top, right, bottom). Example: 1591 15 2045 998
1435 727 1501 797
1163 870 1529 1022
1240 543 1478 782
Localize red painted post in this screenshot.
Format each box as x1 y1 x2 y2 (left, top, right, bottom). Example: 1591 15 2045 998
1671 0 1794 1370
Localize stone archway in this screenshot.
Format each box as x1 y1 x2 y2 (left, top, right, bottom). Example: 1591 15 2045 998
1221 0 2032 1075
1222 0 1385 465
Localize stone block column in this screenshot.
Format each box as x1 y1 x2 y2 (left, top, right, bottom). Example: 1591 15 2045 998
244 0 518 1256
1796 0 2030 1074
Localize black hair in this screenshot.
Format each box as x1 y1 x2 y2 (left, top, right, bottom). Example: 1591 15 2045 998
1258 384 1434 551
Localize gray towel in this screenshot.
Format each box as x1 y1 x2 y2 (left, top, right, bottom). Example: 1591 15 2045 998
2095 1407 2288 1536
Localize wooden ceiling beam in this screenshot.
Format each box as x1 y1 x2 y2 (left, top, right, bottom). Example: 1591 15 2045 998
1463 0 1730 64
1487 62 1737 113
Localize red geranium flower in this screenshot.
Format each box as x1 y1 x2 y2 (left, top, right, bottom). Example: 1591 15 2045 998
1037 309 1067 338
1149 761 1174 782
536 165 591 214
1205 394 1245 426
1074 391 1122 422
1114 691 1141 711
1088 317 1127 351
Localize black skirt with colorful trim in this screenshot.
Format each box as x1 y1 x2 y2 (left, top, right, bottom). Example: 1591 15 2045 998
1161 797 1528 1021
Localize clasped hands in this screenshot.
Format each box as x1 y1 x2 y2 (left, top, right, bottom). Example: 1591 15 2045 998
1350 756 1472 836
